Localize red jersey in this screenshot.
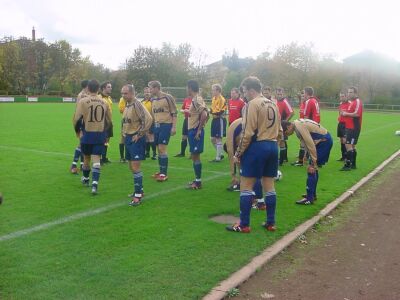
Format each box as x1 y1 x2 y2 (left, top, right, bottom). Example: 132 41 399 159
338 101 350 123
344 98 363 130
228 98 245 124
303 97 320 123
299 101 305 118
276 98 293 121
181 97 192 118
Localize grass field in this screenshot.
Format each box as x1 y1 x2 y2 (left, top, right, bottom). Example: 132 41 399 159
0 103 399 299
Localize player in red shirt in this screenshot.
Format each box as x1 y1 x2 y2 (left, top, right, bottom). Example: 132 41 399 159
303 86 320 123
174 97 192 157
337 92 350 161
228 88 245 125
292 91 307 166
340 86 363 171
276 87 294 165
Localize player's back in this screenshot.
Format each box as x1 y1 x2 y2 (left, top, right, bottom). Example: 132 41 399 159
78 95 110 144
249 96 280 142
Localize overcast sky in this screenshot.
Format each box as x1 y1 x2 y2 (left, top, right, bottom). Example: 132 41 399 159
1 0 398 70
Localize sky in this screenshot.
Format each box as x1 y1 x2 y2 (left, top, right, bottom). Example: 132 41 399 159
1 0 398 70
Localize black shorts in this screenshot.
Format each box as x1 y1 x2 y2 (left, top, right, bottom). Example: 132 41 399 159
345 128 360 145
337 122 346 138
81 143 105 156
182 118 188 136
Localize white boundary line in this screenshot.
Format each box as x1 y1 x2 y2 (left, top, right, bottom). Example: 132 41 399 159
0 173 226 242
203 149 400 300
0 144 225 175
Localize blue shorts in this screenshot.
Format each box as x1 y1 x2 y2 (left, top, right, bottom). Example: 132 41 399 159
240 141 278 178
188 128 204 154
211 117 227 138
182 118 188 136
125 135 146 161
316 133 333 166
154 123 172 145
149 123 155 135
81 143 105 156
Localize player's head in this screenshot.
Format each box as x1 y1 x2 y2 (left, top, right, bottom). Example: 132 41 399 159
148 81 161 96
211 84 222 97
143 87 151 100
276 87 285 100
304 87 314 98
230 88 240 100
262 86 272 99
187 80 199 96
339 92 347 101
239 86 248 102
281 120 295 136
87 79 100 93
240 76 262 101
121 84 135 101
81 79 89 90
347 86 358 100
100 81 112 96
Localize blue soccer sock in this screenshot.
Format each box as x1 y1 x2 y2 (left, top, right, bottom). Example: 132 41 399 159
72 147 81 164
133 171 143 194
315 171 319 198
82 165 90 178
306 172 317 201
265 191 277 225
159 154 168 175
253 179 263 199
193 160 202 181
240 190 254 227
91 163 101 187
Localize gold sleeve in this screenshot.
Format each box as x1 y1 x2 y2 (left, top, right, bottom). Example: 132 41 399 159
236 104 257 156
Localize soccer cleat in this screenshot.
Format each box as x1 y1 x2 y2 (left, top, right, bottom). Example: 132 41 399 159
151 172 160 178
209 159 222 163
129 193 143 206
296 198 314 205
81 176 89 187
302 194 317 201
145 152 150 158
220 155 224 160
226 183 240 192
156 174 168 182
340 165 352 171
261 222 276 232
91 186 98 195
257 202 266 210
174 153 185 157
151 155 157 160
291 161 304 166
120 158 127 163
187 180 202 190
226 223 251 233
70 166 79 174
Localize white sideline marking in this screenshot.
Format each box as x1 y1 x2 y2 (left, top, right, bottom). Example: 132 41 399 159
0 144 225 174
0 173 226 243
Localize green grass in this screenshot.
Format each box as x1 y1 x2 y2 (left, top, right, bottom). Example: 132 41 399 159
0 103 399 299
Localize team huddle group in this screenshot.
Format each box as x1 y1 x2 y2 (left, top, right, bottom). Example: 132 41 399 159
71 76 363 233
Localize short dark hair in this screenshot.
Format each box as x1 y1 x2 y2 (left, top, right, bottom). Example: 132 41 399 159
100 81 111 91
148 81 161 89
231 87 240 94
281 120 292 132
187 80 199 93
304 87 314 96
88 79 100 93
123 84 135 93
348 86 358 94
81 80 89 89
212 84 222 93
241 76 262 93
263 86 271 92
276 87 284 93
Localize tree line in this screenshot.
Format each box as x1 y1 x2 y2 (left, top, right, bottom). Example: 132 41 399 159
1 36 400 104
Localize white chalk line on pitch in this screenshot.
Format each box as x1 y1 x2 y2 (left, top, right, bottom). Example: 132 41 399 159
0 144 226 175
0 172 227 243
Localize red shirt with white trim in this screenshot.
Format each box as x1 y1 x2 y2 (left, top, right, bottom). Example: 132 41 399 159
228 98 245 124
181 97 192 118
303 97 320 123
338 101 350 123
344 98 363 130
276 98 293 121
